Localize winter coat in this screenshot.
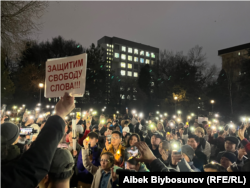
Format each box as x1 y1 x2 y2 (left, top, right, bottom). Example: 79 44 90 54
2 115 66 188
77 145 102 184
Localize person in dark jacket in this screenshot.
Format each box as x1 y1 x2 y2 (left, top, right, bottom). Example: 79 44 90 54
134 141 179 172
1 92 75 188
77 132 102 188
37 148 75 188
208 130 225 160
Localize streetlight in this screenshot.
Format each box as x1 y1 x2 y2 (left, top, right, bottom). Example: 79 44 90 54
39 83 44 104
174 96 178 114
210 100 215 113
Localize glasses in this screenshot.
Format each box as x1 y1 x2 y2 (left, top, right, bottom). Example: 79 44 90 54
100 159 110 163
111 137 120 140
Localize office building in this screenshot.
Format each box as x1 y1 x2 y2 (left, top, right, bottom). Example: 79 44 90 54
97 36 159 105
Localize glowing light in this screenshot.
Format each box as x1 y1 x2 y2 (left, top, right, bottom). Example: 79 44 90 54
177 118 181 122
90 109 93 112
177 111 181 114
46 105 50 108
156 117 159 120
35 108 40 111
37 103 41 106
156 111 159 114
102 109 104 112
86 137 89 141
174 97 178 100
132 110 136 114
39 83 44 88
161 119 163 122
160 114 162 118
139 113 143 118
211 100 214 104
173 115 176 119
51 106 54 108
187 116 191 119
146 121 148 123
117 150 120 155
191 113 194 116
65 117 68 120
22 104 25 107
39 115 43 118
173 144 177 148
215 114 219 117
29 116 34 119
116 111 119 114
164 113 168 116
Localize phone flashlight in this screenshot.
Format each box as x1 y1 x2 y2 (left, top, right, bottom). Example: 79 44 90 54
102 109 104 112
101 120 105 124
39 115 43 118
218 126 223 130
187 116 191 119
146 121 148 123
164 113 167 116
139 113 143 118
190 127 195 131
160 115 162 118
65 117 68 120
156 111 159 114
116 111 119 114
173 115 176 119
132 110 136 114
161 119 163 122
170 123 174 126
156 117 159 120
212 126 216 130
150 124 154 128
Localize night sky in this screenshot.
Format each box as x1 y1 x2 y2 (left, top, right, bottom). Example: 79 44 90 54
33 1 250 70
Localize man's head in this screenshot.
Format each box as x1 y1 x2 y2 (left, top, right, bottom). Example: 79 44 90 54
38 148 74 188
181 145 195 162
187 134 200 150
220 152 237 169
204 163 226 172
202 121 207 127
194 127 204 138
194 122 199 128
88 132 99 147
224 136 238 152
1 122 19 146
151 133 162 147
100 152 115 171
111 131 122 147
218 130 226 138
106 122 112 128
158 141 169 156
106 127 113 135
126 158 140 171
124 121 129 127
114 125 120 132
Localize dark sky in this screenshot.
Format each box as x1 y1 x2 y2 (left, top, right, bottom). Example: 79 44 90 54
34 1 250 70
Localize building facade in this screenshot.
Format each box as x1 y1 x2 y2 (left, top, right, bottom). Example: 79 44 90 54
97 36 159 105
218 43 250 81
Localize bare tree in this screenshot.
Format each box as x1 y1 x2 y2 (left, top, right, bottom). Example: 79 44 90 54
1 1 49 58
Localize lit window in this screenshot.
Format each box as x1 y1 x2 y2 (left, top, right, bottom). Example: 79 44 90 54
128 48 133 53
109 53 111 55
109 58 111 60
134 72 138 77
109 74 110 76
121 95 125 99
107 44 109 47
134 57 138 62
140 51 144 56
121 70 126 76
111 45 113 48
146 59 150 64
134 49 138 54
151 53 155 58
121 62 126 68
151 82 154 86
121 54 126 60
146 52 150 57
140 58 144 63
128 63 132 69
49 98 51 102
151 61 154 65
106 65 109 68
238 52 241 56
107 52 109 55
127 71 132 76
128 55 132 61
122 46 126 52
109 65 111 68
115 53 119 58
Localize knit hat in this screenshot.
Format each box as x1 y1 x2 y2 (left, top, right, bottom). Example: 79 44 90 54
225 136 239 146
122 127 130 133
221 152 237 163
1 122 19 145
181 145 195 161
152 131 164 140
49 148 74 174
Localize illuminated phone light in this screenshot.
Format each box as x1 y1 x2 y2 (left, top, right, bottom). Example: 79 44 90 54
39 115 43 118
167 132 170 135
86 137 89 141
65 117 68 120
242 117 246 121
22 104 26 107
173 115 176 119
230 124 234 128
170 123 174 126
132 110 136 114
191 127 194 131
101 120 105 124
160 115 163 118
102 109 104 112
150 124 154 128
177 118 180 122
20 107 23 110
27 111 31 114
218 127 223 130
146 121 148 123
212 126 216 130
16 118 20 121
135 114 138 117
177 111 181 114
191 113 194 116
51 106 54 108
37 103 41 106
6 111 11 115
35 108 40 111
104 106 106 109
90 109 93 112
173 144 177 148
164 113 168 116
46 105 50 108
160 119 163 122
29 116 34 119
215 114 219 117
53 111 55 114
11 118 15 121
156 111 159 114
17 110 20 112
139 113 143 117
208 121 211 124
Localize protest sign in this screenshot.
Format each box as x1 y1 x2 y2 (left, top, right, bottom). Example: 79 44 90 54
45 53 87 98
198 117 208 124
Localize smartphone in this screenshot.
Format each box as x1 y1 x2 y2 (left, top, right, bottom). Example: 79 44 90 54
170 141 181 155
113 165 123 173
20 128 33 135
171 129 176 135
0 104 6 118
125 146 139 161
107 135 111 144
125 161 128 169
224 125 229 131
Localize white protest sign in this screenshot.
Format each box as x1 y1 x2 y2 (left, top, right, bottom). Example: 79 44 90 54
45 53 87 98
198 117 208 124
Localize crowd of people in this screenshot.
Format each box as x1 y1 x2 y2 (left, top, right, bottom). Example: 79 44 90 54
1 92 250 188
